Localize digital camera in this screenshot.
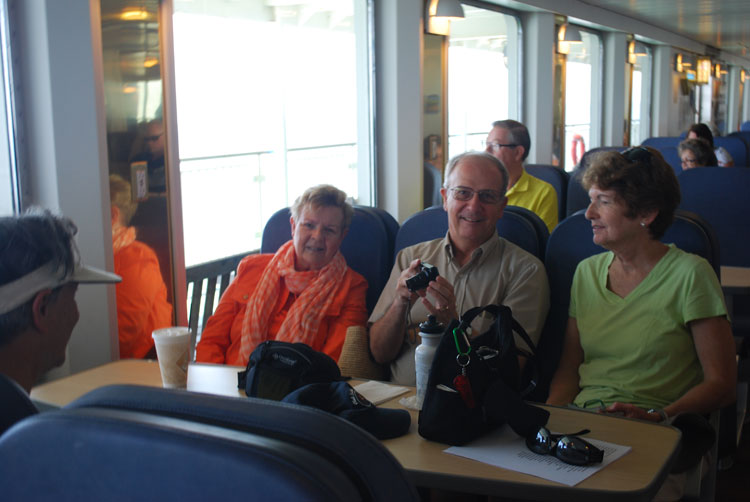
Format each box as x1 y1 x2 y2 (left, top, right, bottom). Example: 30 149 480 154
406 263 439 292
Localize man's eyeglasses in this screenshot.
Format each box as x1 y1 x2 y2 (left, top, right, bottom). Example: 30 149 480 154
486 141 518 152
526 427 604 466
448 186 504 205
144 134 163 142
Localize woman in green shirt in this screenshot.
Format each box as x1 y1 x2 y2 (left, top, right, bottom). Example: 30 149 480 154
547 147 735 424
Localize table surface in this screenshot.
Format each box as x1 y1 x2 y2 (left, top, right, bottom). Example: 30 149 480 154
721 265 750 292
31 359 681 501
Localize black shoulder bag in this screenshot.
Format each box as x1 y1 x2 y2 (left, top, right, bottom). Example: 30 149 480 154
418 304 549 445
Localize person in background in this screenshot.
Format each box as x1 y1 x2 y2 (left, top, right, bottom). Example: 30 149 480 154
110 175 172 359
196 185 368 365
131 119 166 193
368 151 549 385
687 123 734 167
678 138 718 170
546 147 735 500
486 120 558 233
0 209 120 435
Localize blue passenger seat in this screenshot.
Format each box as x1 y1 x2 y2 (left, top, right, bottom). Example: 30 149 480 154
393 205 548 262
678 167 750 267
0 385 418 501
0 374 38 437
261 206 392 314
356 205 399 269
729 131 750 164
526 164 568 222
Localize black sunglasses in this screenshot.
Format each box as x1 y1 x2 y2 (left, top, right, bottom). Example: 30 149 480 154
525 427 604 466
621 146 653 163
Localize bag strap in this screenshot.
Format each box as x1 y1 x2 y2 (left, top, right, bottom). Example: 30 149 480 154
458 304 539 397
459 304 537 355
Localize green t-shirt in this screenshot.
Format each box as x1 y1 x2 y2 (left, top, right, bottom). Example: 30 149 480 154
570 245 727 410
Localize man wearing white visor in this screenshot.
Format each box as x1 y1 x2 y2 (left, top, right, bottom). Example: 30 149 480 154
0 209 120 435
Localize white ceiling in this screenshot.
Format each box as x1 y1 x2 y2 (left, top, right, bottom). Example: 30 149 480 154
586 0 750 57
493 0 750 62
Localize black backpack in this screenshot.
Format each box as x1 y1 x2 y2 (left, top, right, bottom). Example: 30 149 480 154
237 341 342 400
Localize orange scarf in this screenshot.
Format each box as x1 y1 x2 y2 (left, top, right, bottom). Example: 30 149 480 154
112 224 136 252
239 240 347 363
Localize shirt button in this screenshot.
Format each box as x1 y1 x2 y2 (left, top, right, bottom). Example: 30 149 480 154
243 294 249 300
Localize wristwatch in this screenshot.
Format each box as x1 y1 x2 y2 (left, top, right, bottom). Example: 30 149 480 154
647 408 669 422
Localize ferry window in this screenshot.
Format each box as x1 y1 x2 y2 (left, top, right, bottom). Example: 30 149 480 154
711 69 729 134
629 45 652 146
560 28 602 171
447 4 520 158
173 0 372 266
0 0 15 216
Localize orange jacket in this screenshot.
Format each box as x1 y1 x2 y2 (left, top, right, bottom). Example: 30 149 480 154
196 253 368 366
114 241 173 358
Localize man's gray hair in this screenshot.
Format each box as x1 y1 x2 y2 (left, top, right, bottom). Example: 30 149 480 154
443 151 509 196
0 208 78 344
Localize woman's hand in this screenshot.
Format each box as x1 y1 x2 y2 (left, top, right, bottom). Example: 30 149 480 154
603 402 662 422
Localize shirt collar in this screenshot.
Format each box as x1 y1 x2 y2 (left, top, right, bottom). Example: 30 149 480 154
442 231 500 265
506 169 530 196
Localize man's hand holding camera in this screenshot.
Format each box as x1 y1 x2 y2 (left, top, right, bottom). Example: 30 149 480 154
398 259 457 325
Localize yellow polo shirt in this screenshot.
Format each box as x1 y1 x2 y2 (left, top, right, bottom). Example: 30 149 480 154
506 169 558 234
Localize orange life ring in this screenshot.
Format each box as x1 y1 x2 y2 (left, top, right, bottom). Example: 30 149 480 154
571 134 586 166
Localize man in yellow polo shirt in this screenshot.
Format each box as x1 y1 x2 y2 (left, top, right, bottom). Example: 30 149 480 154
485 120 558 233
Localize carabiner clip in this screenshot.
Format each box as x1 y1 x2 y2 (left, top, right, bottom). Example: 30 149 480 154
452 326 471 357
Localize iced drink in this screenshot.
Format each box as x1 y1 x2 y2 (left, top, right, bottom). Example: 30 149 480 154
152 327 191 388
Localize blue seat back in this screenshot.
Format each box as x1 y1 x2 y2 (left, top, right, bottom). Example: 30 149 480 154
261 206 391 313
357 205 399 269
526 164 568 222
565 169 589 217
393 205 547 262
642 136 681 150
55 384 418 502
0 407 365 501
658 146 683 174
741 121 750 132
529 209 719 402
728 131 750 164
0 374 38 437
678 167 750 267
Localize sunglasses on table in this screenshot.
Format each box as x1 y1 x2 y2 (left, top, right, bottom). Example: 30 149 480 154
526 427 604 466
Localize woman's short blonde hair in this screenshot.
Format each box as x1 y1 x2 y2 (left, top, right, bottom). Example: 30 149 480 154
109 174 138 225
290 184 353 233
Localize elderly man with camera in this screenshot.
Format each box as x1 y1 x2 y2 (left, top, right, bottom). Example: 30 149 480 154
368 151 550 385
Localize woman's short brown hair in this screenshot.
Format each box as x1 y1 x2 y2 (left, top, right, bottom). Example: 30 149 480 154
291 184 353 233
582 147 680 239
